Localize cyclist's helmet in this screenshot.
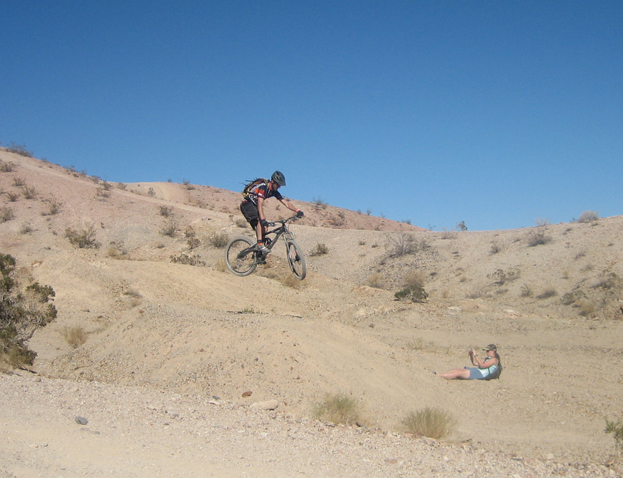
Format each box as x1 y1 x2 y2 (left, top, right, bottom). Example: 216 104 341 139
271 170 286 187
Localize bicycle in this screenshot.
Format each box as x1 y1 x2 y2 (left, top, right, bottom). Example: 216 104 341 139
225 215 307 280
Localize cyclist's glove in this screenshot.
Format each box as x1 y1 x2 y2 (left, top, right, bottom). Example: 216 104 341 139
296 210 304 218
260 219 270 227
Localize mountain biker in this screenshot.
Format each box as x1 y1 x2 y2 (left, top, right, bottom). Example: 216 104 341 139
240 171 304 255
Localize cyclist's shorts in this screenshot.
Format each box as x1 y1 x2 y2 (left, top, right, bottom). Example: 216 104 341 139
240 201 259 228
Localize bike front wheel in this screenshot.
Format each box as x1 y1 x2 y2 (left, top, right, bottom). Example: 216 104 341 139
225 236 257 277
285 239 306 280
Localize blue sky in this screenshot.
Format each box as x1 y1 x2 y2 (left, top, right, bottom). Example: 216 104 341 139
2 1 622 231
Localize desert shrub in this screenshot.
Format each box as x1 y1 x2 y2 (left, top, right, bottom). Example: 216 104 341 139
455 221 467 231
159 205 174 217
20 185 37 199
577 300 597 317
536 287 557 300
576 211 599 223
0 254 57 368
0 160 15 172
488 268 520 285
0 207 15 223
605 418 623 454
406 337 435 351
65 223 99 249
6 142 33 157
214 258 227 272
159 218 178 237
170 253 206 266
187 237 201 250
206 230 229 248
62 326 88 349
367 273 384 289
116 182 127 190
12 177 26 187
19 223 33 234
310 243 329 256
387 233 429 257
534 217 551 226
396 270 428 302
520 284 533 298
7 192 19 202
312 197 328 209
95 186 110 198
402 407 456 440
42 197 62 216
313 393 361 425
526 227 552 247
235 218 248 228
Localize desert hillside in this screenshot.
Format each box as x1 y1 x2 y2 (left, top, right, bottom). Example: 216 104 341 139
1 148 622 476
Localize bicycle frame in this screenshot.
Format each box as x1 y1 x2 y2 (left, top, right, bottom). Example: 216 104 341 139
263 216 298 250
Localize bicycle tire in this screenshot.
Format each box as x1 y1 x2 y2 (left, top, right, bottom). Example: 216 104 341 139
285 238 306 280
225 236 257 277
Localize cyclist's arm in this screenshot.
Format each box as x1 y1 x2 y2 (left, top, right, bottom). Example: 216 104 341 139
278 198 300 214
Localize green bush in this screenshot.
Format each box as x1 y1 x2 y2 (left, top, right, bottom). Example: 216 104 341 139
0 254 57 368
605 418 623 454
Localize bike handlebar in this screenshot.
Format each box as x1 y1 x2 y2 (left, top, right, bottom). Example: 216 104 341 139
267 215 300 227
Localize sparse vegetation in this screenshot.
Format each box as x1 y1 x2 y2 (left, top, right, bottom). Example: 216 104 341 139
12 177 26 187
20 185 37 199
159 205 174 217
576 210 599 223
312 197 328 209
206 230 229 248
62 326 88 349
42 197 62 216
455 221 467 231
235 218 248 228
159 218 179 237
0 160 15 172
367 273 384 289
170 253 206 266
395 270 429 302
310 243 329 256
536 287 557 300
605 418 623 455
6 142 33 157
0 207 15 223
387 233 428 257
402 407 456 440
65 223 99 249
312 393 361 426
527 227 552 247
19 223 33 234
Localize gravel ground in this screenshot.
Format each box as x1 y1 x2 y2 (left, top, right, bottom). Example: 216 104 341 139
1 372 620 478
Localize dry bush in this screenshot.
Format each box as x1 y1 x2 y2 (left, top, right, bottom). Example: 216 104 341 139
404 270 425 290
170 253 206 266
12 177 26 187
406 337 435 351
577 210 599 223
235 218 248 228
206 230 230 248
6 142 33 157
527 227 552 247
402 407 456 440
536 287 557 300
214 258 227 272
7 192 19 202
159 218 178 237
0 207 15 223
0 160 16 172
577 300 597 317
367 273 384 289
19 223 33 234
65 223 99 249
312 393 361 426
20 185 37 199
159 205 174 217
605 418 623 455
42 197 62 216
310 243 329 256
62 326 88 349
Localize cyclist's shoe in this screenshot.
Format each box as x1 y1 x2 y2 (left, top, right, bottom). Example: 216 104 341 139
256 255 267 265
257 244 270 255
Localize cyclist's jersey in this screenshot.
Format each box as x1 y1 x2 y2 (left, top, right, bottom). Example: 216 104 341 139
243 182 283 206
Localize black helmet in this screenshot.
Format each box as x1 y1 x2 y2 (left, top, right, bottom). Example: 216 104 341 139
271 170 286 186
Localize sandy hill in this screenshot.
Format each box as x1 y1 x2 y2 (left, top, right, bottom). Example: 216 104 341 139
1 148 622 476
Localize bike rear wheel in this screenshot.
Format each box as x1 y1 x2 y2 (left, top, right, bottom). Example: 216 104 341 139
225 236 257 276
285 239 306 280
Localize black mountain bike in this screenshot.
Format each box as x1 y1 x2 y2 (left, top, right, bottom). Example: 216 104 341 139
225 216 306 280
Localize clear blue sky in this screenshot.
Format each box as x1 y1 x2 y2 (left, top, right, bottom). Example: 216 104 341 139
2 1 622 231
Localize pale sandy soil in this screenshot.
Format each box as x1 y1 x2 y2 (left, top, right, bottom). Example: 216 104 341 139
0 149 622 477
